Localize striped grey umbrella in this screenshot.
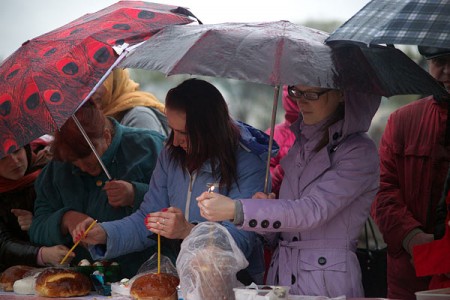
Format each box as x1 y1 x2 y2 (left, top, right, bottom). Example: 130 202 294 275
326 0 450 48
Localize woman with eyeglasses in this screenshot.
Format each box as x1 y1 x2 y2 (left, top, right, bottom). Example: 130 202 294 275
197 84 381 297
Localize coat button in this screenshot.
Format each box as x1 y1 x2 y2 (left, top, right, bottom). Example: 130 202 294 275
261 220 269 228
318 257 327 265
273 221 281 229
291 274 296 284
333 132 339 140
249 219 258 227
292 236 298 241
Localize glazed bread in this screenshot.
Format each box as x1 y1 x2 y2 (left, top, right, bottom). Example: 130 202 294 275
35 268 91 297
130 273 179 300
0 265 36 291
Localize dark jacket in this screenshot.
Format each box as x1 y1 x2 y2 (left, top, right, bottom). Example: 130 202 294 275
0 146 46 271
29 121 165 278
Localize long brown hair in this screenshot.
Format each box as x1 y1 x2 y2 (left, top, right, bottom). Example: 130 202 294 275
52 101 107 162
165 79 240 191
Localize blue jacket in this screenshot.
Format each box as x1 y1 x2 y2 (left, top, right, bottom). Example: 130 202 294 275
91 121 278 280
29 119 165 277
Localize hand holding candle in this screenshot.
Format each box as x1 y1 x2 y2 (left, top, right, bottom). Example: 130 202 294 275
60 219 98 265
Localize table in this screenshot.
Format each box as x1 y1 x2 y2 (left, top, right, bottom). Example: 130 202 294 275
0 292 391 300
0 292 129 299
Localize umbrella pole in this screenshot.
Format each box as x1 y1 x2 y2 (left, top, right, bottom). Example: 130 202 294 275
67 44 131 182
72 115 113 180
263 85 280 194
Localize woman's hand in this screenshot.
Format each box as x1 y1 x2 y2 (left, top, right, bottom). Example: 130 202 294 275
61 211 90 235
11 209 33 231
103 180 135 208
145 207 194 240
40 245 75 266
71 217 106 245
196 192 235 222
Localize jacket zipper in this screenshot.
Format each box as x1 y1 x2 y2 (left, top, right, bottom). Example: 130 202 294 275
184 171 197 221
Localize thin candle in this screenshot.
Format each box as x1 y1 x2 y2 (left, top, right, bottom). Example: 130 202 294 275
157 233 161 274
60 219 97 265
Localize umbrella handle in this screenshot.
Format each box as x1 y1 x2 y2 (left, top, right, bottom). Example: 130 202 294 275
264 85 280 194
72 115 112 180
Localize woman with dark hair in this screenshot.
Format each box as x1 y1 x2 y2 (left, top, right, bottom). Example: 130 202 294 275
0 141 73 269
197 84 381 297
29 101 164 277
73 78 277 284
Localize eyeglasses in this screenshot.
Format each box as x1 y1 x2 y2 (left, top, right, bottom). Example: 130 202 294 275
287 86 331 101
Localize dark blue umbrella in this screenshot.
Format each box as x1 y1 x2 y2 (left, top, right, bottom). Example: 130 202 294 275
326 0 450 48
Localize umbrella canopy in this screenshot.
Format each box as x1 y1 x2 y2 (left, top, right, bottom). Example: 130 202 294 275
118 20 448 192
120 21 447 97
0 0 197 158
325 0 450 48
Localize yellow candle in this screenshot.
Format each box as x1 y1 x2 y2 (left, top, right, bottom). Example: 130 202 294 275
157 233 161 274
60 219 97 265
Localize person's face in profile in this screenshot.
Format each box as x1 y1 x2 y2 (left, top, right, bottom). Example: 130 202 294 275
428 55 450 91
288 85 342 125
0 148 28 180
166 107 189 152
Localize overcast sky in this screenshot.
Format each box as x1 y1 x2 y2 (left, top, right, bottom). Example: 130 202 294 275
0 0 370 59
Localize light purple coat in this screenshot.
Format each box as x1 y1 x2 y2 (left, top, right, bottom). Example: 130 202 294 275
239 92 381 297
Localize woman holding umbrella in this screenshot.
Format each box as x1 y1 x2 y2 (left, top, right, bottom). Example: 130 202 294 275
72 78 278 285
197 85 381 297
29 101 165 278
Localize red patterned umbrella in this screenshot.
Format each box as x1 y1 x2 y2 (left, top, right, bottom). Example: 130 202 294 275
0 1 197 158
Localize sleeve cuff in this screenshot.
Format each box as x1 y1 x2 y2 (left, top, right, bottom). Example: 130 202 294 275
402 228 423 253
233 200 244 225
37 247 45 266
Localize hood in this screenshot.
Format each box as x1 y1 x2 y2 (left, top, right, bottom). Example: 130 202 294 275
293 91 381 143
282 86 300 125
237 121 279 160
342 91 381 137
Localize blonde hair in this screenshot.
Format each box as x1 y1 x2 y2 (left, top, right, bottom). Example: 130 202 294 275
99 69 165 120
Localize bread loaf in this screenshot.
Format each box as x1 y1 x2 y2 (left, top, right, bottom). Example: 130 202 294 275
130 273 179 300
35 268 91 297
0 265 36 291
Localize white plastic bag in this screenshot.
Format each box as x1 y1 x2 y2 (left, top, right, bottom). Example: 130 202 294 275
177 222 249 300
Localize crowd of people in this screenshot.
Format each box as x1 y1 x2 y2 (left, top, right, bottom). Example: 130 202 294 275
1 44 449 299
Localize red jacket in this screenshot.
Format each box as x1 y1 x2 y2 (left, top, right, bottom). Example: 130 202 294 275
371 96 449 299
266 86 299 196
414 189 450 289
